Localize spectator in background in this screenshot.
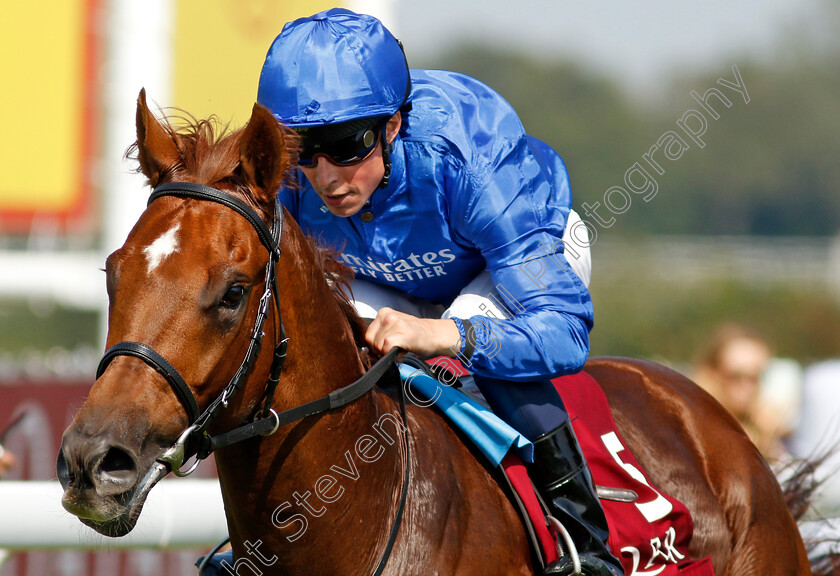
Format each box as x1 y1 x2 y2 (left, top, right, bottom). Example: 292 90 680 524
692 323 791 463
0 445 13 566
0 443 15 478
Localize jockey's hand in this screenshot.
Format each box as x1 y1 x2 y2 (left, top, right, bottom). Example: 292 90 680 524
366 308 461 358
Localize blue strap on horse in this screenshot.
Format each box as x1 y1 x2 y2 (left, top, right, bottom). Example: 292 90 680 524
399 358 534 466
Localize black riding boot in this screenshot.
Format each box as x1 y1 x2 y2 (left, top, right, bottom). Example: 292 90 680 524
530 421 624 576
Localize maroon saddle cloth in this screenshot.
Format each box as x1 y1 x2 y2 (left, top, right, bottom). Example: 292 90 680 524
501 369 716 575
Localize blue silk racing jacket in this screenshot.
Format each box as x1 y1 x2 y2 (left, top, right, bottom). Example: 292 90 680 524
278 69 594 381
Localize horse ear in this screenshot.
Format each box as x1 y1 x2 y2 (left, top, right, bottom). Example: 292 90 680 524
135 88 182 187
240 103 293 207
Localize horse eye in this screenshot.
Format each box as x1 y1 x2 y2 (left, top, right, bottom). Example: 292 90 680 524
220 285 245 309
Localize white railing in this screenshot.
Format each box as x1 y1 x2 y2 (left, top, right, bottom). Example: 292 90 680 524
0 480 226 550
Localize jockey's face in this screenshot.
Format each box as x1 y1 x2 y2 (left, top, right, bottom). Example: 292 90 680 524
299 112 401 218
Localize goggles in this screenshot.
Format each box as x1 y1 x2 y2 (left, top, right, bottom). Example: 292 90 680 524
297 119 386 167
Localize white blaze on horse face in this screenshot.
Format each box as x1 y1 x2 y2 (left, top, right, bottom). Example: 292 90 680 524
144 223 181 273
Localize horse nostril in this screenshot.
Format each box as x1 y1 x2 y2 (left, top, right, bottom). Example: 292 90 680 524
57 449 71 489
100 446 136 474
95 446 139 495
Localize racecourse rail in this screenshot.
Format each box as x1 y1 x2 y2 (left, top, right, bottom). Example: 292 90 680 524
0 480 226 550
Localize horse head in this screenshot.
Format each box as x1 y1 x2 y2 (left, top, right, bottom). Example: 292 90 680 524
57 89 299 537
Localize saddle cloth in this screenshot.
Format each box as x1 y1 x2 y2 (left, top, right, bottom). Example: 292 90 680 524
401 363 716 576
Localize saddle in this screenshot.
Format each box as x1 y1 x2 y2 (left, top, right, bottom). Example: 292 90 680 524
402 357 716 576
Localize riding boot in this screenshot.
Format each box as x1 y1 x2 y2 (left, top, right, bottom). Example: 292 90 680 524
530 420 625 576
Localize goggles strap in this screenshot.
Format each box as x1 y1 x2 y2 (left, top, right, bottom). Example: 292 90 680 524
378 124 393 189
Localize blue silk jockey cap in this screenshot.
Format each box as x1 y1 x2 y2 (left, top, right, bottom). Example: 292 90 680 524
258 8 410 127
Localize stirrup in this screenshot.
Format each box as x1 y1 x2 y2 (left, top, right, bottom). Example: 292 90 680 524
545 515 624 576
545 556 624 576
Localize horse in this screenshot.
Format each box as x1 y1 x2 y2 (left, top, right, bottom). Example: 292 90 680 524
57 90 813 575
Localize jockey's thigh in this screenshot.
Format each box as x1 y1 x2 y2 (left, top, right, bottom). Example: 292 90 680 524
348 278 445 321
441 273 571 439
438 210 590 439
349 272 568 437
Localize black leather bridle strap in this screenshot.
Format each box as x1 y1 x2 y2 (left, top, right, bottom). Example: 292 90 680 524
150 182 281 260
206 348 409 576
97 341 200 423
196 350 411 576
205 347 401 452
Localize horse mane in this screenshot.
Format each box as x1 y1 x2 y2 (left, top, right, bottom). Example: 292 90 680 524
125 109 299 220
125 109 369 351
307 239 370 352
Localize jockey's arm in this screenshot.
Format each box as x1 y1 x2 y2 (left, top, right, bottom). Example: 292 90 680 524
435 135 593 381
366 135 593 380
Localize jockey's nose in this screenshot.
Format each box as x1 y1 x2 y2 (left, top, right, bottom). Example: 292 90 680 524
309 155 341 190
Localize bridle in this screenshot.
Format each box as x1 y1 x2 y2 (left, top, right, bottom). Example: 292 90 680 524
95 182 402 475
97 181 410 575
96 182 288 475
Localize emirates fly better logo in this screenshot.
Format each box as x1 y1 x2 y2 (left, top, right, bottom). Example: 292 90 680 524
339 249 457 282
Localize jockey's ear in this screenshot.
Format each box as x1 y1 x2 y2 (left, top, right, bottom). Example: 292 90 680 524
386 111 402 145
135 88 182 187
240 103 294 209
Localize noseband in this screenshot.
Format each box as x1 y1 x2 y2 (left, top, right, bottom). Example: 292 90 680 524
96 182 399 476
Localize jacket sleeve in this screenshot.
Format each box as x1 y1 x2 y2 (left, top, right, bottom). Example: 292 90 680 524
447 135 594 381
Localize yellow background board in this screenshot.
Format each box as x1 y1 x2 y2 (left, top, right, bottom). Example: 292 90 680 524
173 1 341 127
0 0 89 216
0 1 339 228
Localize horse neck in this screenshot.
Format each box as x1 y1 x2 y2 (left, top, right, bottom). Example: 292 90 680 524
268 217 401 444
274 218 366 397
213 220 407 568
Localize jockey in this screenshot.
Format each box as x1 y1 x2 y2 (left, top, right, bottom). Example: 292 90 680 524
258 9 623 576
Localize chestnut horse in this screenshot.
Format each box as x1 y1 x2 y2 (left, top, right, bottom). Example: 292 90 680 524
58 91 812 575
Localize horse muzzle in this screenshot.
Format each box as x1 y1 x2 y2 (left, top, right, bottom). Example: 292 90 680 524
57 430 166 537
